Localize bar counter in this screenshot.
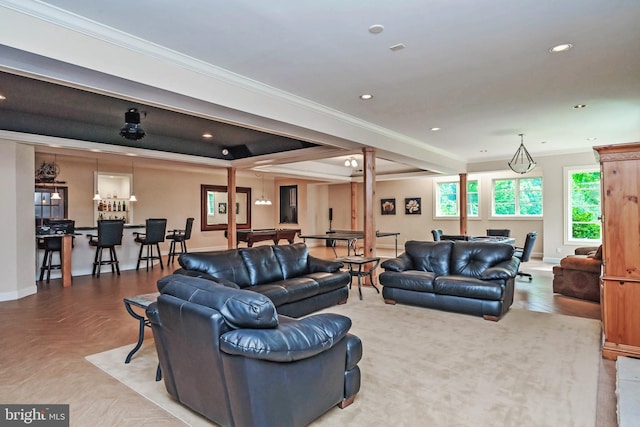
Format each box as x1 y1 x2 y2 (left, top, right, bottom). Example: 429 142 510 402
35 224 146 281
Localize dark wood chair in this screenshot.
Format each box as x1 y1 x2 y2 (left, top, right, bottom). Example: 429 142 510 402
134 218 167 271
87 219 124 277
166 217 194 263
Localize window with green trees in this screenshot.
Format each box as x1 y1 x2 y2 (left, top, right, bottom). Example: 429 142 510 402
492 177 542 216
567 168 601 241
436 180 479 217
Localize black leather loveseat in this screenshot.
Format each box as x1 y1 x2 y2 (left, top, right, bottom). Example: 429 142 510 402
380 240 520 321
174 243 350 317
147 274 362 427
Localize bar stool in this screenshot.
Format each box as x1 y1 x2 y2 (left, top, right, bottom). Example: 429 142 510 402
166 217 194 263
87 219 124 277
38 220 75 284
134 218 167 271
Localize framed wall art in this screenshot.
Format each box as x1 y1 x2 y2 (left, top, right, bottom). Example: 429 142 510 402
381 198 396 215
405 197 421 215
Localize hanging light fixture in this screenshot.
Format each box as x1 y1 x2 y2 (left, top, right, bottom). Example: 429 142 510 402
344 157 358 168
129 160 137 202
93 158 101 200
254 174 272 205
508 133 536 174
51 154 61 200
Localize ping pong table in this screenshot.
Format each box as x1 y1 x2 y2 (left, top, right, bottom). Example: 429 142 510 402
299 230 400 257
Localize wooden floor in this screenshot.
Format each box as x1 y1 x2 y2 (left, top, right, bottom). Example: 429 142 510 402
0 247 617 426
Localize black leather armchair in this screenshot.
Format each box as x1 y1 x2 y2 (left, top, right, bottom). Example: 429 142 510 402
147 274 362 427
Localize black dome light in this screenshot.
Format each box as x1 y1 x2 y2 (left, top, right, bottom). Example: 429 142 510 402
119 108 146 140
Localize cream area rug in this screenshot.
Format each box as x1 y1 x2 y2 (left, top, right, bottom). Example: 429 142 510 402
86 296 602 427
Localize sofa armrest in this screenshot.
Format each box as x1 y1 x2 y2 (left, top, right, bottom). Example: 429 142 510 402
172 268 240 289
380 253 413 272
560 255 602 273
146 302 160 325
479 257 520 280
308 255 344 273
220 313 351 362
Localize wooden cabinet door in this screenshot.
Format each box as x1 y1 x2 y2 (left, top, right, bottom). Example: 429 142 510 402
602 279 640 351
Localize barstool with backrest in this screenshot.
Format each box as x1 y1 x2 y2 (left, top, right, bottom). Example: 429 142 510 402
87 219 124 277
166 217 194 264
38 219 75 283
134 218 167 271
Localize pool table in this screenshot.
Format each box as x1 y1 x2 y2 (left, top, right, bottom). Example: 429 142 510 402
226 228 301 247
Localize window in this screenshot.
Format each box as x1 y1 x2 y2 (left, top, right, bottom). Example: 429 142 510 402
435 180 479 217
492 177 542 216
279 185 298 223
566 167 601 242
35 186 68 224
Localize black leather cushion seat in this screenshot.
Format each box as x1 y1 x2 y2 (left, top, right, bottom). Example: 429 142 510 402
378 270 437 292
273 243 309 278
274 277 319 302
450 241 515 277
240 245 285 285
434 275 504 300
247 284 289 306
405 241 452 275
305 271 352 292
178 250 251 288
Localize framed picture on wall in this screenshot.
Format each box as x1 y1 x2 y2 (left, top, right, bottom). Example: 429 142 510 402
218 202 227 214
381 198 396 215
405 197 421 215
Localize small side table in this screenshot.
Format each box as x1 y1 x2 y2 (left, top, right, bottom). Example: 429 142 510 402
123 292 160 363
336 256 381 300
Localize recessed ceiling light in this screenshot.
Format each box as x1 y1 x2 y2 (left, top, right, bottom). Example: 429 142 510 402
202 133 213 138
586 137 597 141
360 94 373 100
480 149 487 153
549 43 573 53
573 104 587 109
390 43 405 52
0 94 6 100
430 127 441 131
369 24 384 34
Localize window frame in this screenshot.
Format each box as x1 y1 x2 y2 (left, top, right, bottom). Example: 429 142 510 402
564 165 601 245
491 176 543 218
434 178 479 218
35 185 69 224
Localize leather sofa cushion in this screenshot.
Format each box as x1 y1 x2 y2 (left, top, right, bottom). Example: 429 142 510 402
434 275 504 300
272 243 309 278
220 313 351 362
250 284 290 306
560 255 602 273
379 270 437 292
240 246 285 286
179 251 251 288
158 274 278 329
305 271 351 292
271 277 319 303
450 242 514 278
405 241 453 275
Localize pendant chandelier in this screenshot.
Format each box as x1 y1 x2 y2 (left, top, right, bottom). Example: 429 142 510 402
51 154 61 200
129 160 137 202
93 158 101 200
255 174 272 205
508 133 536 174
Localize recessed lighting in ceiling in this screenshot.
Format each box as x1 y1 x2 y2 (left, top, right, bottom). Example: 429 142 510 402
586 137 597 141
573 104 587 109
202 133 213 138
390 43 405 52
360 94 373 100
0 94 6 100
549 43 573 53
368 24 384 34
480 149 488 153
430 127 441 131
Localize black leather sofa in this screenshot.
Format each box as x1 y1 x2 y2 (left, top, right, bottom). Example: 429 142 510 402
380 240 520 321
174 243 350 317
147 274 362 427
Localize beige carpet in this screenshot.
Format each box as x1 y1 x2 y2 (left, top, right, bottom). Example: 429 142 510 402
86 297 602 426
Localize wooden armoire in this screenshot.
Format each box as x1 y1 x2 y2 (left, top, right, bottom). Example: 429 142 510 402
594 142 640 360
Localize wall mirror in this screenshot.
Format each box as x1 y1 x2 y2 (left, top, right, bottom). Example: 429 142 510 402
200 185 251 231
279 185 298 224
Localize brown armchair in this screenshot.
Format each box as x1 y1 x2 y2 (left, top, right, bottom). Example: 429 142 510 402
552 246 602 302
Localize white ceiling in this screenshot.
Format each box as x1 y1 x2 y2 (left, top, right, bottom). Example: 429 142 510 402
1 0 639 179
